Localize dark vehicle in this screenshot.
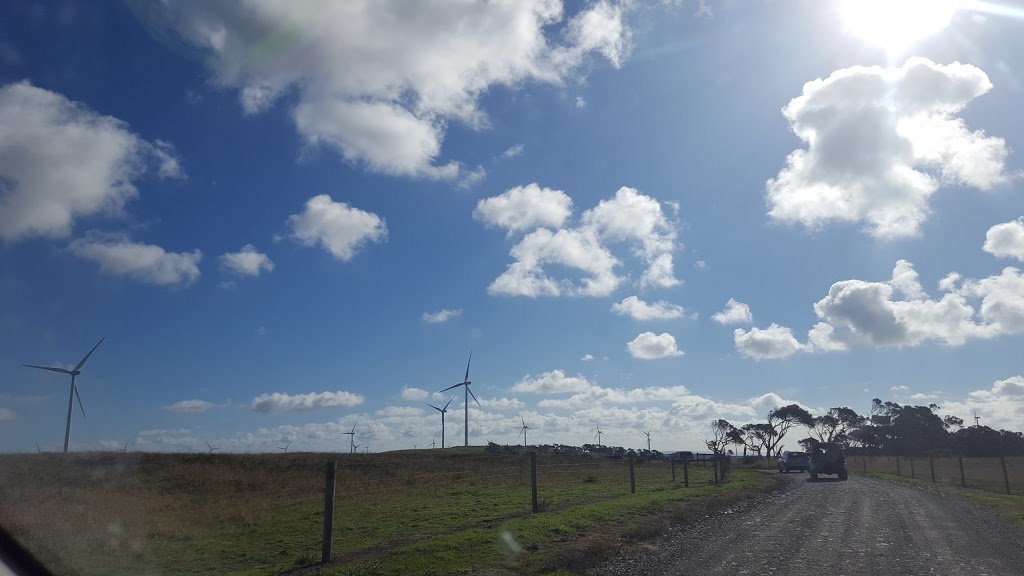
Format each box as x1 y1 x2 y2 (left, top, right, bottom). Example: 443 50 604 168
669 451 694 461
777 450 810 473
809 442 848 481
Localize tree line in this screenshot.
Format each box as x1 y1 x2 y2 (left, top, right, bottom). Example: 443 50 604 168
706 399 1024 458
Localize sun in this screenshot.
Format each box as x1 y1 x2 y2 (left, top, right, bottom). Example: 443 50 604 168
840 0 957 54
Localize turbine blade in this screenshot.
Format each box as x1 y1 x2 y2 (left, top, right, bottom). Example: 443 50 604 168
467 386 481 407
464 351 472 383
444 397 455 411
521 415 526 427
440 382 464 393
74 383 86 419
428 404 442 412
517 427 524 439
23 364 72 375
74 337 105 372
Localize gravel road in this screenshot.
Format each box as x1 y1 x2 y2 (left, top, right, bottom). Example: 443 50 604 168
589 473 1024 576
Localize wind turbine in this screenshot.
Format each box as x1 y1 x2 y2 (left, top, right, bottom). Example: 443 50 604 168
428 397 455 450
353 443 362 453
120 441 129 453
974 406 981 427
23 337 104 453
278 442 291 453
430 435 437 449
595 425 603 448
440 352 479 447
517 415 531 448
643 429 652 452
342 422 357 453
207 441 219 453
35 442 43 454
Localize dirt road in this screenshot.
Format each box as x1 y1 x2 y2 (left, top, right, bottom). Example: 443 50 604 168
589 473 1024 576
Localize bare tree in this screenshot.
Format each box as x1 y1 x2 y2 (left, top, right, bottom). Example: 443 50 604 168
763 404 814 457
705 419 736 454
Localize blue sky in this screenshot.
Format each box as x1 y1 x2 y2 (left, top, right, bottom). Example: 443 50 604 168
2 0 1023 453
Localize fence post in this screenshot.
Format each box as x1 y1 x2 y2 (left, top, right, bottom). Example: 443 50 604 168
1001 456 1011 496
929 458 935 483
683 458 690 488
628 454 636 494
713 456 719 485
959 456 966 487
896 457 901 476
671 459 676 483
862 456 867 475
909 457 915 479
322 461 337 563
530 452 539 513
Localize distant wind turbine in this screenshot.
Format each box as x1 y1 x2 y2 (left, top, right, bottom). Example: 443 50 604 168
353 443 362 453
517 415 531 447
643 429 652 452
278 442 291 453
207 441 219 453
430 435 437 449
23 337 104 453
440 352 480 447
35 442 43 454
428 396 455 450
595 425 603 448
342 422 357 453
120 441 129 453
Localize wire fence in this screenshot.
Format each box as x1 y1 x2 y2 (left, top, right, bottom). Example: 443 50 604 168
850 455 1022 495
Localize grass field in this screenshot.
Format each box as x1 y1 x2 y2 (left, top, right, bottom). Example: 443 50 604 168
0 451 776 576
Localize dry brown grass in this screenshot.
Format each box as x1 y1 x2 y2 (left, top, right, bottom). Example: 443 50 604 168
851 455 1024 494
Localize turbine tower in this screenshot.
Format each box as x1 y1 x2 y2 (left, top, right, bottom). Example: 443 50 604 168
643 429 652 452
342 422 357 453
595 425 603 448
23 337 105 453
517 415 531 447
440 352 479 447
428 397 455 450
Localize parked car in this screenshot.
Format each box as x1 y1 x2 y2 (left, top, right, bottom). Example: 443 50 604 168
809 442 848 481
777 450 810 473
668 451 694 462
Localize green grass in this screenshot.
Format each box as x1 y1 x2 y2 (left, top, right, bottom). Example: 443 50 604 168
0 452 774 576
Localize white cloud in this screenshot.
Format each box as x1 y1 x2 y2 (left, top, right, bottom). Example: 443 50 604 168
890 385 910 392
0 408 14 421
626 332 684 360
485 186 679 297
500 144 525 159
909 392 939 401
983 218 1024 261
575 96 587 108
286 194 387 261
944 375 1024 432
740 261 1024 360
0 81 182 241
163 400 217 414
767 58 1008 238
135 1 630 181
255 326 269 337
473 183 573 236
747 392 808 413
219 244 273 277
611 296 685 321
376 406 423 418
580 354 595 362
421 308 462 323
512 370 592 394
401 387 429 401
733 324 807 360
69 232 202 287
694 259 708 270
249 390 364 414
712 298 753 325
479 397 526 410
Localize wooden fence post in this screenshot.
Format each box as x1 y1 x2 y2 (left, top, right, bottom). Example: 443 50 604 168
530 452 539 513
929 458 935 483
671 459 676 482
896 457 901 477
628 454 636 494
862 456 867 475
959 456 966 487
683 459 690 488
713 457 719 485
1001 456 1011 496
909 457 915 479
322 461 337 563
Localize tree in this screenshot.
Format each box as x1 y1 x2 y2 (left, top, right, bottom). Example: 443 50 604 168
763 404 814 457
740 423 773 456
705 419 739 454
812 407 866 444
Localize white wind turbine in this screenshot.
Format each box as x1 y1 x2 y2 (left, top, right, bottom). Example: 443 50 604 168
427 396 455 450
23 338 105 453
440 352 480 447
517 415 531 448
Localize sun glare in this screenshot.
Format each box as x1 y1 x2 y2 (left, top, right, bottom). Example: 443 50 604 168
840 0 957 53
